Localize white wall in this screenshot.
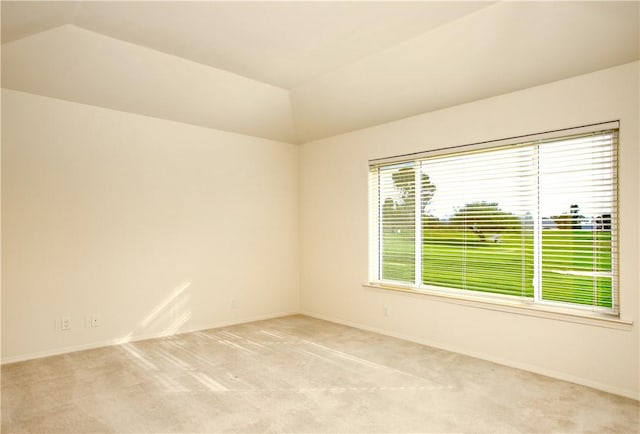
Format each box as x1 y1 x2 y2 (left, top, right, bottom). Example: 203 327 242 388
299 62 640 399
1 32 638 401
1 25 297 143
1 89 299 362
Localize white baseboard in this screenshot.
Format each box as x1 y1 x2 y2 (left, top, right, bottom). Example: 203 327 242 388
4 309 637 401
1 311 299 365
300 310 640 401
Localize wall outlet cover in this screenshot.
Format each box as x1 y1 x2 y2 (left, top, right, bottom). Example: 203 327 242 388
90 315 102 327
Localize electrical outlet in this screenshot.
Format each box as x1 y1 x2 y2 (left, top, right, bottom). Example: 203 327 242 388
231 299 238 309
61 317 72 331
90 314 102 328
384 306 390 317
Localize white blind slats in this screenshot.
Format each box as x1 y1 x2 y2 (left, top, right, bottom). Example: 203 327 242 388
370 124 618 314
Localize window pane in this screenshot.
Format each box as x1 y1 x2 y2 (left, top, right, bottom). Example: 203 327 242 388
379 163 416 283
421 146 535 297
370 125 618 314
538 133 616 308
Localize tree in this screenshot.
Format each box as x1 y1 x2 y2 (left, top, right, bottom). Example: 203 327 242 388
390 167 436 213
569 204 584 229
552 204 585 230
551 214 573 230
595 213 611 231
382 167 436 233
382 197 399 233
451 201 520 242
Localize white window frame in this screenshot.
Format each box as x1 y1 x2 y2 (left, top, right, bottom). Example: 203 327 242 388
368 121 620 318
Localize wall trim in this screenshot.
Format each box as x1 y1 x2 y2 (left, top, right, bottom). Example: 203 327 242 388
4 309 638 401
1 311 298 365
300 310 640 401
363 284 633 331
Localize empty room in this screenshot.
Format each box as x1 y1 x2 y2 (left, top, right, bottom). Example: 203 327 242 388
1 1 639 432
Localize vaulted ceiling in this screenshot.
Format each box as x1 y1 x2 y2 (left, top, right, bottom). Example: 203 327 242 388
2 1 639 143
1 1 491 89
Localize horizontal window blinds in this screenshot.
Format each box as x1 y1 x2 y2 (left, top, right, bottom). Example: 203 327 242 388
537 131 618 311
375 162 417 284
369 123 618 314
420 145 536 298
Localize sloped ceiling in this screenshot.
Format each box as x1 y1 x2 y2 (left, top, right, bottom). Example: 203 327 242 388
291 1 640 142
2 1 639 144
2 25 298 143
1 1 491 88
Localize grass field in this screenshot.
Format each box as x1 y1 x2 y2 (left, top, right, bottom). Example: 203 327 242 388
381 228 613 308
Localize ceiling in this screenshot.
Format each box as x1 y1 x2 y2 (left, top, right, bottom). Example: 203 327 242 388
1 1 491 89
2 1 639 143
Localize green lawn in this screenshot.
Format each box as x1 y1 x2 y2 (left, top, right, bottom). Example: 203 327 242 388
381 229 613 308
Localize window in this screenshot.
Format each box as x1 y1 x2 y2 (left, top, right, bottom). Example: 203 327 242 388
369 122 619 314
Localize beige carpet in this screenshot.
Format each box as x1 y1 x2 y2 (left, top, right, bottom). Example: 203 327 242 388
1 315 638 433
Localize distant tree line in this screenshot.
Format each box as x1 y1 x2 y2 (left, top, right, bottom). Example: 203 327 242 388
449 201 521 242
549 204 611 231
382 170 610 245
382 168 521 243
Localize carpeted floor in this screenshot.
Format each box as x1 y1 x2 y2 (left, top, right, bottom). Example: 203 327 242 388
1 315 638 433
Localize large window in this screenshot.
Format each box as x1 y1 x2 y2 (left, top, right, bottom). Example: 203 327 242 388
369 123 619 314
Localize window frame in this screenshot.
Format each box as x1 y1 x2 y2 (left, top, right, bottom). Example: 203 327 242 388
368 121 620 318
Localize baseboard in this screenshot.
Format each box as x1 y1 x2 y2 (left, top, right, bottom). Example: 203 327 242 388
5 309 638 401
1 311 299 365
300 310 640 401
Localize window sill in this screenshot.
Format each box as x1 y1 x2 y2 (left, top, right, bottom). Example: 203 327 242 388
363 283 633 331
